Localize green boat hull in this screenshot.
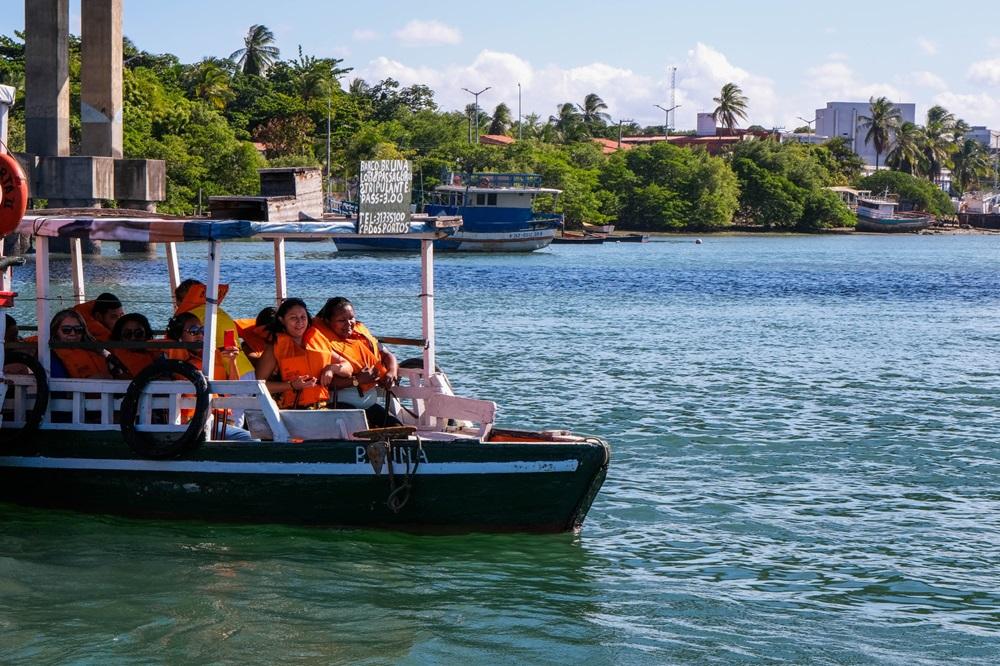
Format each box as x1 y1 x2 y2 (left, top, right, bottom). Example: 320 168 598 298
0 431 610 533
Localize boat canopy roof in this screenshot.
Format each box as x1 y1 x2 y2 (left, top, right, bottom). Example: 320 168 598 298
437 171 561 195
16 214 461 243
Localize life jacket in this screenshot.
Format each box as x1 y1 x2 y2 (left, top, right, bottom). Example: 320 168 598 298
52 347 110 379
72 300 112 341
235 318 269 356
110 348 161 379
174 284 254 378
314 320 385 392
273 329 331 408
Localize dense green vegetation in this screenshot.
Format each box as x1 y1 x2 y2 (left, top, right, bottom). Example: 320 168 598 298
2 27 989 230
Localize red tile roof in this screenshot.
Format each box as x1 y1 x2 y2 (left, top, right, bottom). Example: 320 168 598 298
480 134 516 145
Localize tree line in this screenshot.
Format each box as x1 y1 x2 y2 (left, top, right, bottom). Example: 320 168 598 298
0 26 988 230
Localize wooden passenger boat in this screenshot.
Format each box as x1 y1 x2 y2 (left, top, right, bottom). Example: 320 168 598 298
0 214 609 533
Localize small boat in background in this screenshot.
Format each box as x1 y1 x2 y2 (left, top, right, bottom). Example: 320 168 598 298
854 191 934 233
957 190 1000 229
581 222 615 234
552 231 605 245
609 233 650 243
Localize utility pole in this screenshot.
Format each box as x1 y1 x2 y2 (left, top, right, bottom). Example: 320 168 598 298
326 95 331 211
654 104 681 140
610 117 632 149
462 86 490 145
518 82 522 141
669 66 677 131
797 115 817 134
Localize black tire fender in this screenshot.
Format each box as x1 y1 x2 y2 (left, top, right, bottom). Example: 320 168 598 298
2 350 49 435
120 359 209 459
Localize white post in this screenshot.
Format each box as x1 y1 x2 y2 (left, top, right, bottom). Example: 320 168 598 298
202 240 221 381
36 236 52 375
420 239 435 382
0 84 14 147
70 238 85 303
273 238 287 307
165 242 180 308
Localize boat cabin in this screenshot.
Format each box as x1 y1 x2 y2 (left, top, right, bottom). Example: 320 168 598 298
0 213 517 448
429 171 562 213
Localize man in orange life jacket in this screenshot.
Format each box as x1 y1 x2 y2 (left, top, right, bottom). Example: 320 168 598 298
73 292 124 342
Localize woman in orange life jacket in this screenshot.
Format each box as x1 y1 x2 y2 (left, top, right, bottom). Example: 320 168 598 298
254 298 352 409
314 297 401 427
163 311 256 441
234 306 276 370
107 313 160 379
48 309 113 379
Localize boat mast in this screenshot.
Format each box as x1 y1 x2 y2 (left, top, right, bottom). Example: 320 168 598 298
34 236 52 375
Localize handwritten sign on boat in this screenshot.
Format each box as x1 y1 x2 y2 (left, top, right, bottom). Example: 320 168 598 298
357 160 412 234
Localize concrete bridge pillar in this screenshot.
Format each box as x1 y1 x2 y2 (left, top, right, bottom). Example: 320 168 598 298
81 0 123 158
25 0 70 157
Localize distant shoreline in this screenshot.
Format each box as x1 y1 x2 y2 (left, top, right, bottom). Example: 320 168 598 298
610 226 1000 238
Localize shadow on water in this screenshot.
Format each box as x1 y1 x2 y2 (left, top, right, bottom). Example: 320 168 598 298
0 504 618 663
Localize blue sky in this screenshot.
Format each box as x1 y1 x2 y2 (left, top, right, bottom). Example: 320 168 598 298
3 1 1000 131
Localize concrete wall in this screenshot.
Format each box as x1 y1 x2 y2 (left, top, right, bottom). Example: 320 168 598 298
815 101 916 166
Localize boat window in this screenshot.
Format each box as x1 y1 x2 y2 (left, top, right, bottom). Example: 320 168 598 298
476 193 486 206
487 193 497 206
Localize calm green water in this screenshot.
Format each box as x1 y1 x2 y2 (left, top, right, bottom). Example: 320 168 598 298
2 235 1000 663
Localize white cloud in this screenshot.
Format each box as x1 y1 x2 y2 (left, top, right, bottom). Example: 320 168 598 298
679 42 778 128
905 70 947 91
393 20 461 47
917 37 938 56
352 28 378 42
932 91 1000 127
803 60 905 103
968 58 1000 86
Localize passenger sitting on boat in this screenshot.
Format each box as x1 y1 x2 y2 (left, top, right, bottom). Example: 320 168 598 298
48 309 113 379
254 298 351 409
314 297 400 426
73 292 123 342
174 278 254 380
164 311 256 441
235 306 276 367
107 313 160 379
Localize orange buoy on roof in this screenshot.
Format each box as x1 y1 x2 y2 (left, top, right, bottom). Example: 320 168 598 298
0 152 28 237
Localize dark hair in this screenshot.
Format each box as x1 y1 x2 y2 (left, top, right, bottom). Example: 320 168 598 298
50 309 96 342
165 311 200 340
110 313 154 342
316 297 353 322
255 306 277 327
4 314 17 343
265 298 311 343
174 278 203 302
92 292 123 316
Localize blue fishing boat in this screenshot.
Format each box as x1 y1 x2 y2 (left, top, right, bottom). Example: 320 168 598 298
334 172 563 252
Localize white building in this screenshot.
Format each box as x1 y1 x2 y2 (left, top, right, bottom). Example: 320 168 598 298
966 126 1000 152
815 101 916 167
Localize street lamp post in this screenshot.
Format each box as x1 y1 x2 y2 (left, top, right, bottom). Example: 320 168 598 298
654 104 681 140
462 86 491 145
797 115 817 133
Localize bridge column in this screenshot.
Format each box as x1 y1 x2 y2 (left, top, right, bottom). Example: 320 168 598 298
81 0 123 158
24 0 70 157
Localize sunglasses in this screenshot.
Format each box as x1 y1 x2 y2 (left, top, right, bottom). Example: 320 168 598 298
60 325 84 335
121 328 147 340
185 326 205 335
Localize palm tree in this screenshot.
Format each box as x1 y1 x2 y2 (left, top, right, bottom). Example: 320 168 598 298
857 96 900 170
185 59 235 111
951 138 991 194
488 103 512 135
577 93 610 135
711 83 749 134
886 121 925 175
548 102 583 142
230 24 279 77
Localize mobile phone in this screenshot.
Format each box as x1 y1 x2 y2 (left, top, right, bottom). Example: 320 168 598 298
223 329 236 349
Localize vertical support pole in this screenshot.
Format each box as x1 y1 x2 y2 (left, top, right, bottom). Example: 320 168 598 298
165 242 180 308
202 240 221 381
70 237 85 303
36 236 52 375
273 238 287 307
420 239 436 384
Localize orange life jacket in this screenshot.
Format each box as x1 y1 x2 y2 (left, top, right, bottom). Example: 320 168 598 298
273 329 331 408
235 319 269 356
72 301 112 341
110 348 161 379
53 347 110 379
314 320 385 392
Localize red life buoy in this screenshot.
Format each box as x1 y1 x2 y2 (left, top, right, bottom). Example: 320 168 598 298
0 152 29 237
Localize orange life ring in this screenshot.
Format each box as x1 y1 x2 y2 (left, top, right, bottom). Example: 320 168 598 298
0 152 29 237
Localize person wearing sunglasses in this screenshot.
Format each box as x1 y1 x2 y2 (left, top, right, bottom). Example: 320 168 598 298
165 311 256 441
48 309 113 379
107 313 160 379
